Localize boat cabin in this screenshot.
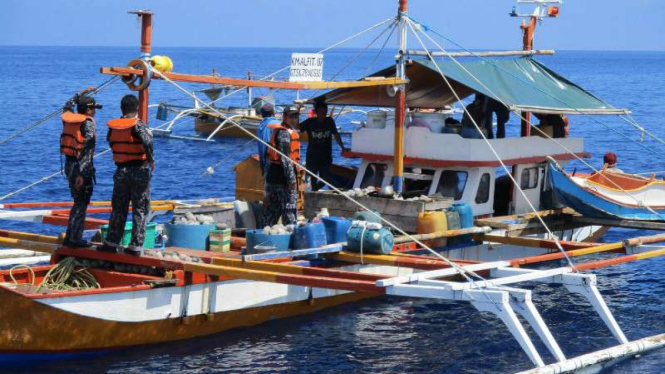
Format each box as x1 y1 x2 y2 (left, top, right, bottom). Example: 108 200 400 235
346 113 586 217
316 56 625 218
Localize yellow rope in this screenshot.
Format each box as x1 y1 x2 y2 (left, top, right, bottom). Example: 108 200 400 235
9 265 35 285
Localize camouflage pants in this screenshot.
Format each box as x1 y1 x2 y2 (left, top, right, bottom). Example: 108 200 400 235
64 160 94 243
262 183 297 226
106 164 151 247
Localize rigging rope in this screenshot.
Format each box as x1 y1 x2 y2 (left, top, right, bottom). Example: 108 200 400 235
408 18 665 221
152 17 396 138
0 149 112 201
409 18 665 158
200 139 256 177
304 19 398 102
151 67 491 285
0 76 120 146
405 18 579 271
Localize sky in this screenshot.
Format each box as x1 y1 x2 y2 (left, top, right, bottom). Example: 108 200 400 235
0 0 663 51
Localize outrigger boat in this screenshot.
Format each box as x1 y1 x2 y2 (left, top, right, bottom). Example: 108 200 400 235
1 1 665 373
548 158 665 221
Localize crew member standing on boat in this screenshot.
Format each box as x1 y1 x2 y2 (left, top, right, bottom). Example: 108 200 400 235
460 94 487 139
603 152 623 173
60 88 100 248
262 106 300 226
256 102 279 174
484 97 510 139
99 94 154 256
299 101 348 191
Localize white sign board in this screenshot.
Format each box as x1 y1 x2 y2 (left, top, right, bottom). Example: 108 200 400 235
289 53 324 82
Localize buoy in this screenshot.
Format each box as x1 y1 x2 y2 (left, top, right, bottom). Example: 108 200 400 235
149 55 174 73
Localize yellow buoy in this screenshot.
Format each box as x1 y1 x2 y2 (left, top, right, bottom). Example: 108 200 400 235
150 55 174 73
417 211 448 248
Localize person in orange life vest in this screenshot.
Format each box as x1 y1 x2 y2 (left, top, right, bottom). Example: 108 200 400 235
299 101 349 191
262 106 300 226
97 95 154 256
60 88 100 248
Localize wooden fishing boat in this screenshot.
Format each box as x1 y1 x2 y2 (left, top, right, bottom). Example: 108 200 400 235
2 1 665 373
548 158 665 221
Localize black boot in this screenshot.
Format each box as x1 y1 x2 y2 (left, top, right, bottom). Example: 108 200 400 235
97 241 119 253
68 239 93 248
124 245 143 257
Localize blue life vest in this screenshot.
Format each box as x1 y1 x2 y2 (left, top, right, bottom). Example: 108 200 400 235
257 117 280 171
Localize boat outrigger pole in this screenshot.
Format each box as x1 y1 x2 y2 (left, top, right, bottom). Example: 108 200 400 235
393 0 408 194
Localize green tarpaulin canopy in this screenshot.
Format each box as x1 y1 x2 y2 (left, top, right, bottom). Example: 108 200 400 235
315 57 629 115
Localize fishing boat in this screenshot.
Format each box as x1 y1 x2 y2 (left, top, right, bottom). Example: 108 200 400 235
548 158 665 221
1 1 665 373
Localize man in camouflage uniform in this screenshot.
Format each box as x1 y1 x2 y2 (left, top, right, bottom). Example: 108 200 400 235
61 90 101 247
262 106 300 226
98 94 154 256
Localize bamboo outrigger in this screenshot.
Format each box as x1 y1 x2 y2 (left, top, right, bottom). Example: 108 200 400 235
1 1 664 373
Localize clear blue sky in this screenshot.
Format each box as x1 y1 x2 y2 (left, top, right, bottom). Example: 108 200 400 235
1 0 663 51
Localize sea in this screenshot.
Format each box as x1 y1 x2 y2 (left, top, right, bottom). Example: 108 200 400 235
0 46 664 374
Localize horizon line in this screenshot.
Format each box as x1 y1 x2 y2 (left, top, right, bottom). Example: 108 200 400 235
0 44 664 53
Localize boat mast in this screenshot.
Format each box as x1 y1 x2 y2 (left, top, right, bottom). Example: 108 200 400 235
511 0 560 137
393 0 408 194
129 10 154 123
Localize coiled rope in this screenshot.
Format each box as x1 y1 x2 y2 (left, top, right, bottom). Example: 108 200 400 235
35 257 99 292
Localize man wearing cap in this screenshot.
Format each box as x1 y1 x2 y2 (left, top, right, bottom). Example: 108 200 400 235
60 88 100 248
262 106 300 226
299 101 348 191
256 102 280 174
604 152 623 174
98 94 154 256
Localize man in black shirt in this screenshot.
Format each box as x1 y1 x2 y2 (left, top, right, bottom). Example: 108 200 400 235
299 101 348 191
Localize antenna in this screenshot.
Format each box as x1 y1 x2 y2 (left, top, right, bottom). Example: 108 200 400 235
510 0 561 21
509 1 561 136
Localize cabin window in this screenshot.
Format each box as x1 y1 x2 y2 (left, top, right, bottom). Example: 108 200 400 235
360 163 387 188
403 168 435 198
436 171 468 200
520 167 539 190
475 173 491 204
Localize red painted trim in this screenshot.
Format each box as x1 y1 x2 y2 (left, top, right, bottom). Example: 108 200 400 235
55 248 184 271
42 215 108 229
342 151 590 168
273 273 384 294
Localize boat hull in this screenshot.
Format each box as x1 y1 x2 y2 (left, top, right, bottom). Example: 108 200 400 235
0 283 370 359
548 160 665 221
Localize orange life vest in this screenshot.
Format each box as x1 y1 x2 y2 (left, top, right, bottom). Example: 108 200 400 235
60 112 94 157
267 124 300 165
107 117 147 164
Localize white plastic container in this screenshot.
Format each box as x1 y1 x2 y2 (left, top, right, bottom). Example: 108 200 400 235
365 111 393 129
410 112 447 133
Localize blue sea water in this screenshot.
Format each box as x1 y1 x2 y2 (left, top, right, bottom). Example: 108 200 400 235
0 46 664 373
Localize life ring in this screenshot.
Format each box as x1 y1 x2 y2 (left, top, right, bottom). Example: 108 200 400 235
122 59 152 91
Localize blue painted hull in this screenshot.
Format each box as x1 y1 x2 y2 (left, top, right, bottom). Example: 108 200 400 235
547 160 665 221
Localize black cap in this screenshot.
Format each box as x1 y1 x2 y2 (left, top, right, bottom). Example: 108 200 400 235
283 106 299 115
77 96 102 111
